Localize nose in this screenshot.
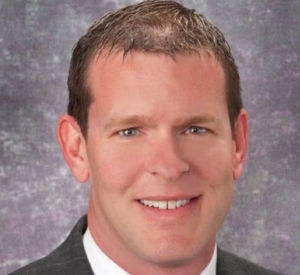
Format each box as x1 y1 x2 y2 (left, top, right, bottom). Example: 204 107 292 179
145 136 189 181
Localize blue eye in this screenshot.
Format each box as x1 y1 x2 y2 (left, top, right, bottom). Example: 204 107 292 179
119 128 138 137
187 126 207 134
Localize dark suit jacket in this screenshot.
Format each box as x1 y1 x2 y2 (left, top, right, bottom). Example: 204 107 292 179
9 215 283 275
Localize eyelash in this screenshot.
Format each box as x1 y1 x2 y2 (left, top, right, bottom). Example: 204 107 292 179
186 126 207 135
118 126 207 138
118 128 138 137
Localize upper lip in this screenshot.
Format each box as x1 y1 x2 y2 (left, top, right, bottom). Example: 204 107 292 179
137 195 199 201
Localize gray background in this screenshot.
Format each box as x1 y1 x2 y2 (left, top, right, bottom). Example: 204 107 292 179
0 0 299 274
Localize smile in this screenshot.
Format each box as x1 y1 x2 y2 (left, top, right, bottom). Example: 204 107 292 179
139 199 191 210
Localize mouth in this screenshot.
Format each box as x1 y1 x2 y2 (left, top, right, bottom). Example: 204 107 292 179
139 198 193 210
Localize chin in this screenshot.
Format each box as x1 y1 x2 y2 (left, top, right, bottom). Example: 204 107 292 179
141 236 203 268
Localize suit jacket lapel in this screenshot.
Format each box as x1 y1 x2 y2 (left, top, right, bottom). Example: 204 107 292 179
45 215 94 275
217 247 248 275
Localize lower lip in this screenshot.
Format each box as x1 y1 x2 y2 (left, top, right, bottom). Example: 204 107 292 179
136 197 200 221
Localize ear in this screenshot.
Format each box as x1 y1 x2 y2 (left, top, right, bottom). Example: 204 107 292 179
232 109 248 180
57 115 89 183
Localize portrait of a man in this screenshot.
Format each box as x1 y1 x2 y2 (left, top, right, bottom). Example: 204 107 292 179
1 1 298 274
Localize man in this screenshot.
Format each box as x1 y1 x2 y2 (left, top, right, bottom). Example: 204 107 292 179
10 1 282 274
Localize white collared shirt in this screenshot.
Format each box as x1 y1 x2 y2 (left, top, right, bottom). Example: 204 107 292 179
83 227 216 275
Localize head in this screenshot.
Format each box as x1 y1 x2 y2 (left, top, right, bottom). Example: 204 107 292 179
59 1 248 274
67 0 242 139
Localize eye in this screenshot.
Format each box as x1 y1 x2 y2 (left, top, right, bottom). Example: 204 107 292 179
186 126 207 135
119 128 138 137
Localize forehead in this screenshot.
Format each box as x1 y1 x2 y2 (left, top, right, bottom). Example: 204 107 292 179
87 50 225 95
87 50 225 112
86 51 226 124
84 51 231 137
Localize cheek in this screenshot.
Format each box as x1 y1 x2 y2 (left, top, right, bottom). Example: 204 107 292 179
187 139 234 184
199 142 235 211
191 142 234 226
88 142 144 192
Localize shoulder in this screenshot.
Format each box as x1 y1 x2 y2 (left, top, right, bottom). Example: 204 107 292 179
217 248 283 275
8 215 93 275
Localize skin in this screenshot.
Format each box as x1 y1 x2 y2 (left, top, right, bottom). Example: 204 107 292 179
58 51 248 274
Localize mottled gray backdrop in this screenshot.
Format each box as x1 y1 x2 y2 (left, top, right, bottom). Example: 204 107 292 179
0 1 299 274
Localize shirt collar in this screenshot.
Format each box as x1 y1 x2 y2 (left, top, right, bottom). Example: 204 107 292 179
83 227 216 275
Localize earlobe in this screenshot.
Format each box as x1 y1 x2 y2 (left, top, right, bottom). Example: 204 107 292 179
232 109 248 180
57 115 89 183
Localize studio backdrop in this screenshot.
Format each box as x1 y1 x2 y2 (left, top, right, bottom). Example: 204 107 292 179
0 1 299 274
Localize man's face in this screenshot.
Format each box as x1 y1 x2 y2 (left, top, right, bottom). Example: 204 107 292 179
84 52 244 268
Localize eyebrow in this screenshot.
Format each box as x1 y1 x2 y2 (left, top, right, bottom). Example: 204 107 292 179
103 115 158 131
174 115 222 129
103 114 222 131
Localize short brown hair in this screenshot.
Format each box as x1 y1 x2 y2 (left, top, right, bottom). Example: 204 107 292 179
67 0 242 138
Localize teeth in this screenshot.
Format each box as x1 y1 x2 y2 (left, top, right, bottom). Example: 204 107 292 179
176 200 182 207
159 201 167 209
140 199 191 210
168 201 176 210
